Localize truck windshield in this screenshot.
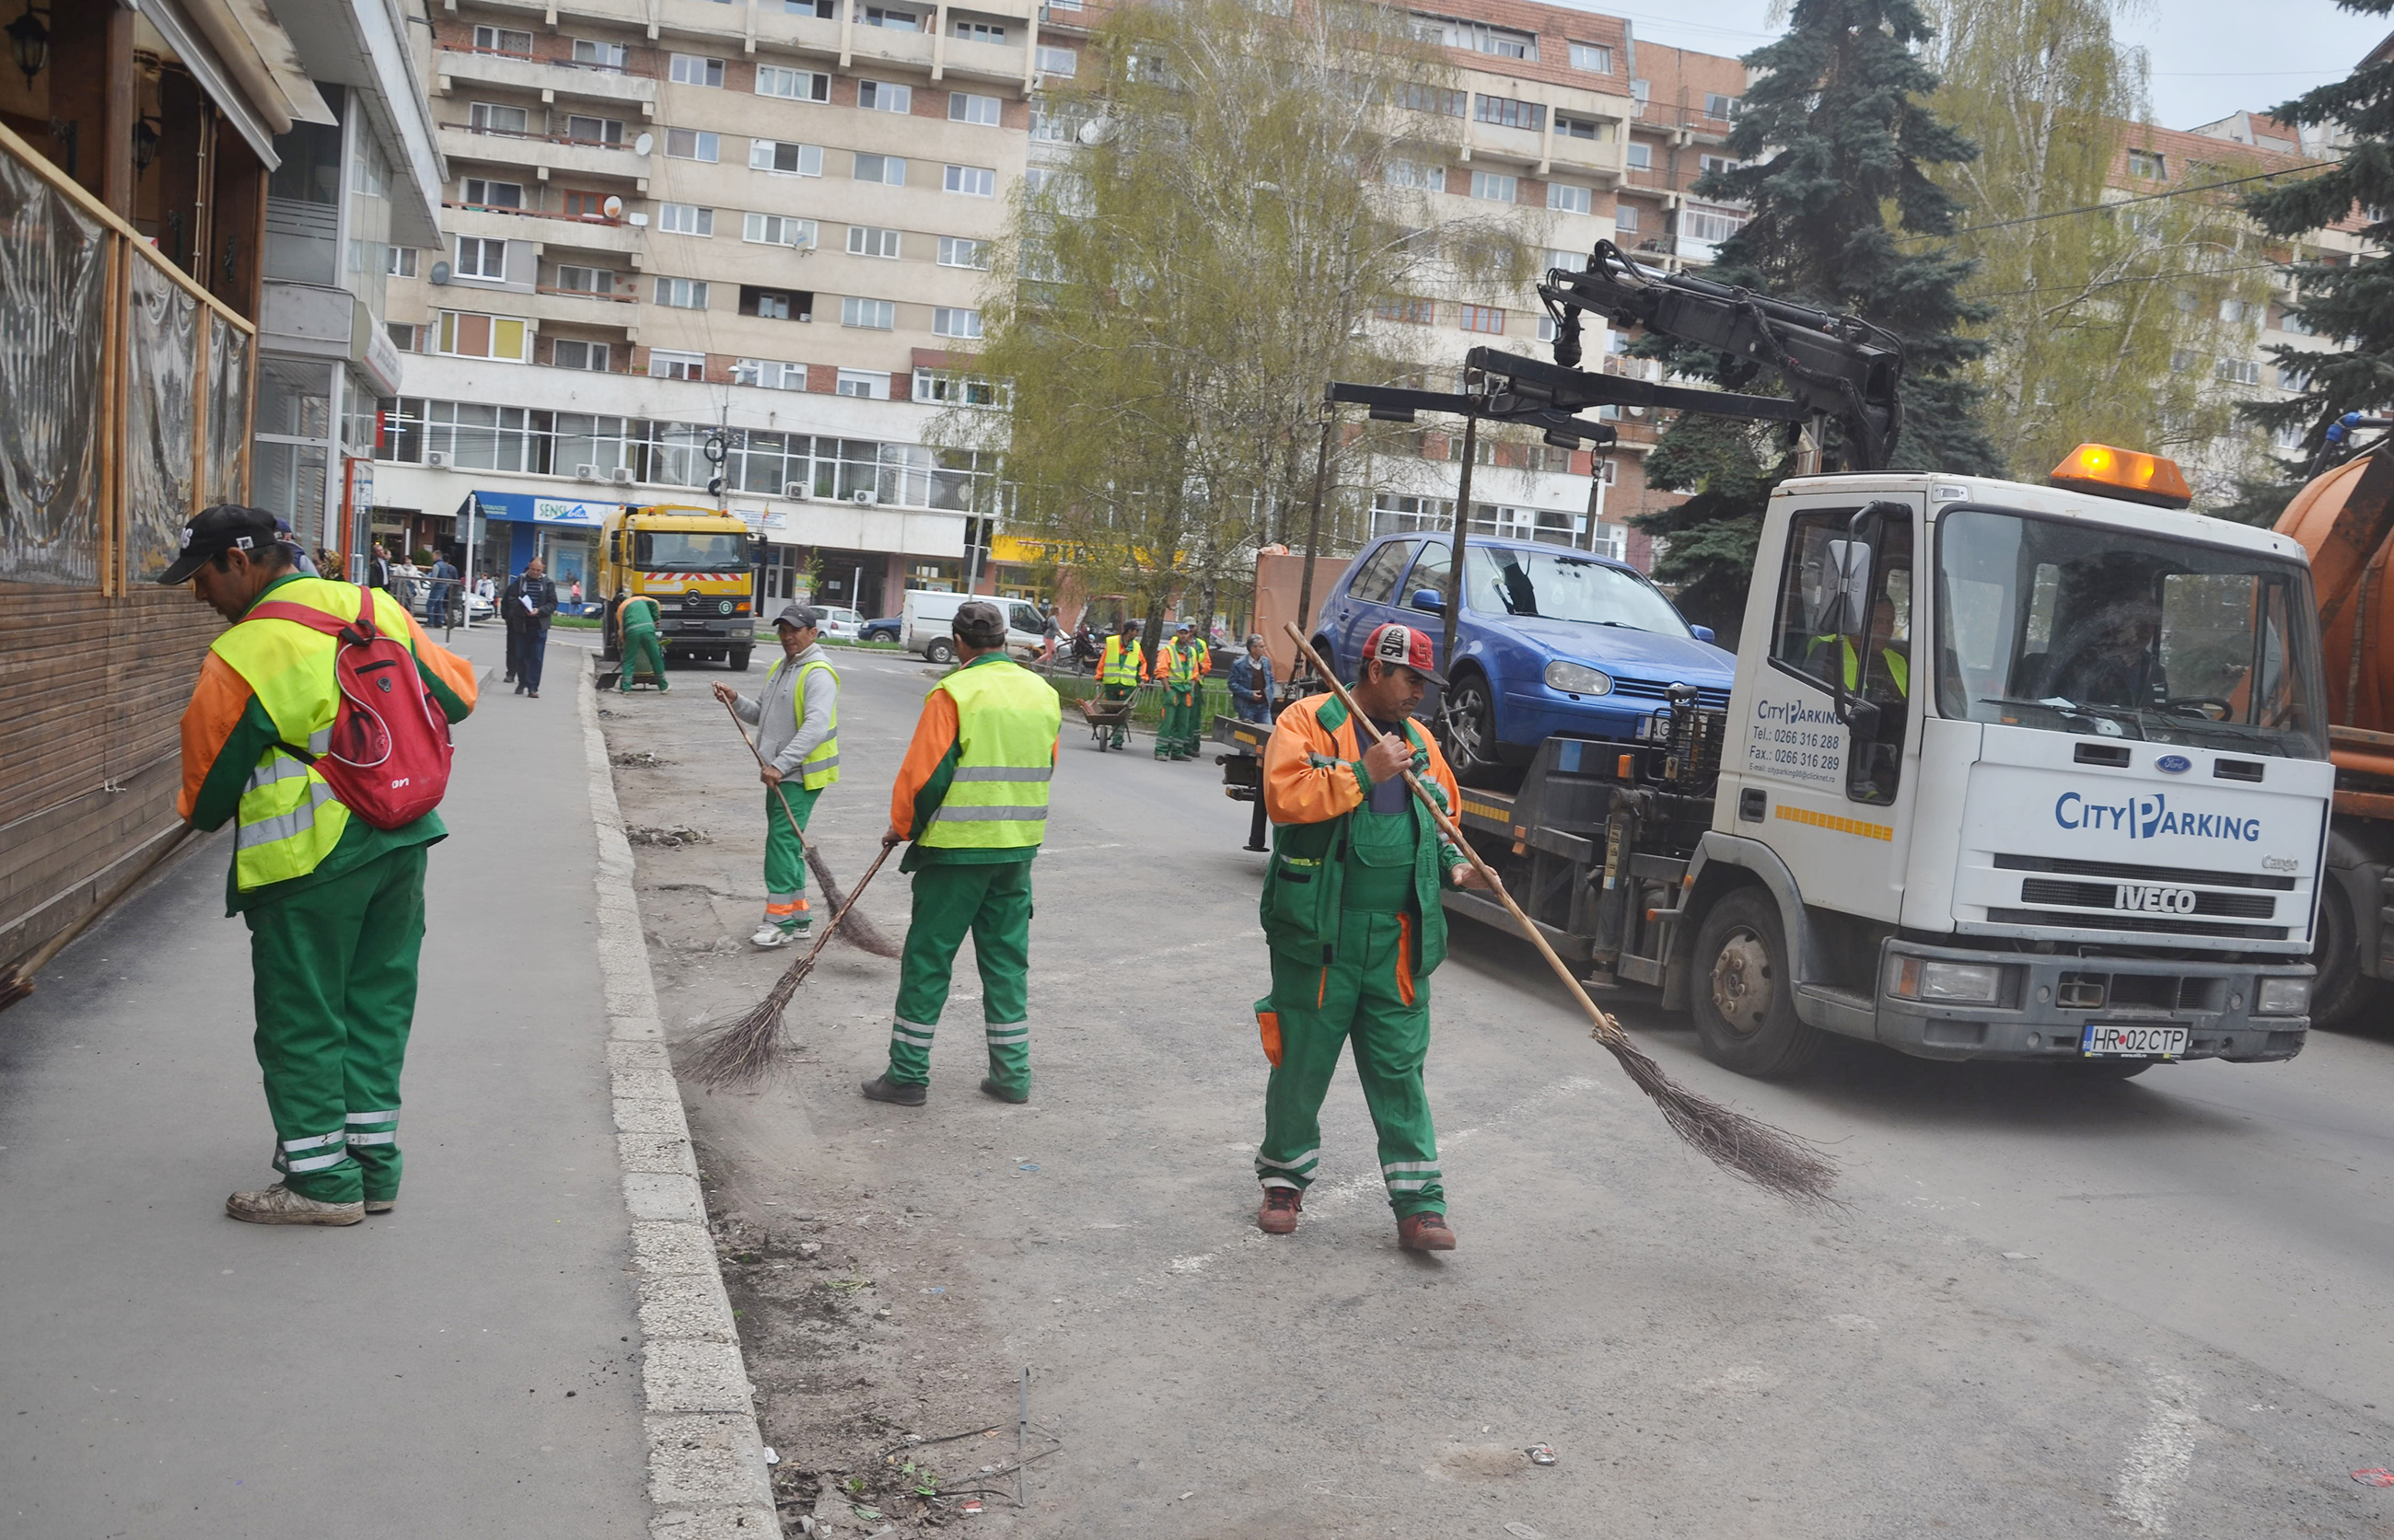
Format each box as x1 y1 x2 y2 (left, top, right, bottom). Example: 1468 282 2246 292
1934 508 2325 758
636 532 750 572
1417 542 1691 635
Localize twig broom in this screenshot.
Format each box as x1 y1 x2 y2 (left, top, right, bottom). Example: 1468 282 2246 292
721 696 901 959
1282 623 1837 1207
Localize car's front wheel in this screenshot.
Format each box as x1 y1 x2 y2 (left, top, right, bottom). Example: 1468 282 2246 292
1440 674 1501 785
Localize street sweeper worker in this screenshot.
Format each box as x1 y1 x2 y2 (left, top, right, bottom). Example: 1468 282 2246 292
1095 618 1145 750
1250 621 1492 1253
616 588 668 693
714 604 841 948
862 599 1062 1108
166 504 477 1225
1153 623 1204 761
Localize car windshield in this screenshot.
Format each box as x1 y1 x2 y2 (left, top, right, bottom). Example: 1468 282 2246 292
637 531 750 571
1412 541 1691 636
1935 508 2325 758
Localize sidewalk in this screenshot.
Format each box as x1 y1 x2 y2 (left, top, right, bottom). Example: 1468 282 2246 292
0 631 735 1538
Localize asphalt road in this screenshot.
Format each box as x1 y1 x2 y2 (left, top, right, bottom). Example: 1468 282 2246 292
607 643 2394 1540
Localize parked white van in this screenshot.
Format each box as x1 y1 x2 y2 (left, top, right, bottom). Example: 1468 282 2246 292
900 591 1049 663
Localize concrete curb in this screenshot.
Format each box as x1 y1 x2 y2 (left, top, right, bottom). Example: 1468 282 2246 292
578 654 780 1538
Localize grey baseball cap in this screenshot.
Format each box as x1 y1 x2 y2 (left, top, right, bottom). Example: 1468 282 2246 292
773 603 821 630
953 598 1007 644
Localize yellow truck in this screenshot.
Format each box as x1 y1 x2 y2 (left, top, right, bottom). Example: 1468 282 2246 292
595 504 760 671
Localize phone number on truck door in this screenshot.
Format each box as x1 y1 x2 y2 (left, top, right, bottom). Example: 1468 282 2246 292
1747 700 1844 784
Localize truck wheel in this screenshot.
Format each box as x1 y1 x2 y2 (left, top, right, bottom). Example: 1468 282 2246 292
2311 877 2383 1029
729 646 752 672
925 638 955 665
1441 674 1502 786
599 623 619 664
1690 887 1824 1079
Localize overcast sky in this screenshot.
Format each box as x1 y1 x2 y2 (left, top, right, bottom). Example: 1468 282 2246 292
1559 1 2390 132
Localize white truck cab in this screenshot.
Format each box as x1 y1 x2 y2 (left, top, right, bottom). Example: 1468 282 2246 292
1679 462 2331 1074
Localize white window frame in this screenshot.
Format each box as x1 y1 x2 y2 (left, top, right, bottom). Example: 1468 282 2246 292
666 128 721 162
858 78 912 113
1548 182 1593 215
862 5 920 29
434 311 529 362
468 101 529 135
648 349 706 380
840 296 896 330
836 368 893 399
756 64 831 102
386 246 418 278
656 277 712 309
572 38 628 69
657 203 715 236
1568 41 1610 73
734 358 808 390
472 25 532 54
1469 170 1517 203
455 236 507 281
669 53 726 87
944 164 995 197
460 178 524 209
854 153 906 186
932 307 983 340
952 17 1006 42
1624 142 1653 170
1036 45 1076 76
552 338 612 371
750 139 825 176
949 91 1002 125
847 225 902 258
744 212 818 248
936 236 989 269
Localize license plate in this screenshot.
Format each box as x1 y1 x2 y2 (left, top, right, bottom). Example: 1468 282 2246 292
2082 1024 2188 1058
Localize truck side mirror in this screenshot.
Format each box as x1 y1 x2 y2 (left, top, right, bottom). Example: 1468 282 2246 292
1410 587 1445 613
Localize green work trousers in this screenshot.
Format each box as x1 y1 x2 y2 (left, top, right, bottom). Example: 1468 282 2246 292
761 782 821 931
1254 908 1443 1217
1155 685 1199 759
1099 682 1135 748
242 844 427 1204
885 860 1034 1095
620 624 668 690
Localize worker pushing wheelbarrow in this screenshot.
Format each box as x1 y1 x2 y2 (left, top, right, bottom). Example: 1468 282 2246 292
1075 689 1138 752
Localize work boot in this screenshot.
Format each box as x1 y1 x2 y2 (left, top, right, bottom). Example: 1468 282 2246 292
365 1198 396 1215
226 1183 364 1226
1258 1187 1302 1234
750 923 795 949
1398 1211 1457 1252
860 1075 926 1106
979 1076 1028 1105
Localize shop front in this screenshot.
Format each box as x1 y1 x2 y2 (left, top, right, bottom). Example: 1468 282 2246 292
459 490 612 596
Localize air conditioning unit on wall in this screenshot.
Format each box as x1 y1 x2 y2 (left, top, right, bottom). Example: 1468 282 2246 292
852 489 876 505
610 467 635 485
576 463 601 481
784 481 812 500
424 449 451 469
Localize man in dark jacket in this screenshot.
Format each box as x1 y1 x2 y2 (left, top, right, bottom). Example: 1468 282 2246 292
504 558 559 698
1228 633 1275 723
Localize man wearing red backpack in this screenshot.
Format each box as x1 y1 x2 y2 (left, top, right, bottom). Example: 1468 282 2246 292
162 505 479 1226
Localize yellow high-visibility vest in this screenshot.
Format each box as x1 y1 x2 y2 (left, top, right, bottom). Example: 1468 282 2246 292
922 659 1063 851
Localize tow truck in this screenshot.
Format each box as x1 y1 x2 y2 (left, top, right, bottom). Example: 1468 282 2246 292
1226 243 2332 1078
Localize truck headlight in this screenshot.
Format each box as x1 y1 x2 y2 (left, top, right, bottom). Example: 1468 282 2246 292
1544 661 1613 695
1888 956 2006 1005
2254 977 2309 1015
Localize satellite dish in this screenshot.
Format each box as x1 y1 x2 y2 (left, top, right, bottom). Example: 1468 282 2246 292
428 260 451 285
1076 116 1114 146
633 132 655 156
602 194 624 219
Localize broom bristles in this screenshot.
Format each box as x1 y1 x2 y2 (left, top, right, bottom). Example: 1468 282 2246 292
1600 1032 1840 1206
805 845 901 959
683 842 898 1088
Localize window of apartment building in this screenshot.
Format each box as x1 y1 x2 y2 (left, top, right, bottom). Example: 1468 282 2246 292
1385 158 1445 192
1415 17 1536 61
862 6 920 29
562 191 611 220
670 53 726 87
1624 142 1652 170
1036 46 1077 76
1374 296 1436 324
1395 82 1466 116
1704 93 1742 120
1697 154 1742 177
564 114 625 145
552 339 612 371
387 246 417 277
944 164 995 196
786 0 836 15
2216 357 2262 386
740 285 810 319
1029 108 1074 143
1548 182 1592 215
436 312 529 361
936 236 990 269
913 370 1003 406
2278 307 2315 335
841 296 896 329
757 65 831 101
455 236 507 280
2128 148 2167 179
386 321 420 353
472 25 532 55
952 17 1006 42
1613 202 1641 232
649 349 706 380
854 152 906 185
858 79 912 112
933 307 982 339
667 129 721 162
553 265 618 295
1568 41 1611 73
747 212 818 247
657 277 711 308
659 203 715 235
1679 205 1744 245
847 225 902 258
2221 297 2261 325
469 101 529 135
752 139 824 175
1473 95 1544 132
1469 170 1516 203
1543 247 1584 273
950 91 1002 125
736 358 808 390
572 38 628 69
1458 304 1505 334
837 368 893 399
460 178 524 209
1554 114 1607 142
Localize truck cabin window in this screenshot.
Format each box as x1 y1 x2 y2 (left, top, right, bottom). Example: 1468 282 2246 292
635 532 751 572
1934 509 2325 758
1769 507 1914 803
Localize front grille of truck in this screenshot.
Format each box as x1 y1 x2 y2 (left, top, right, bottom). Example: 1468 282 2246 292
1985 907 2289 941
1993 852 2295 892
2016 878 2277 920
1610 677 1730 710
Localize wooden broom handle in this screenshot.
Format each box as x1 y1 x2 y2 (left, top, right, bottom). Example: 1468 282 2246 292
722 696 817 856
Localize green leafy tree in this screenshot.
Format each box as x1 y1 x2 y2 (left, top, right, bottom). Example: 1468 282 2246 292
1632 0 2000 635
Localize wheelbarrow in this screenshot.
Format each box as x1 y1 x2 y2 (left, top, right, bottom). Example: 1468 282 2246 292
1075 692 1138 751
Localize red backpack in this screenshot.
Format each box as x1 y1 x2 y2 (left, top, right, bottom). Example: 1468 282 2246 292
248 590 455 829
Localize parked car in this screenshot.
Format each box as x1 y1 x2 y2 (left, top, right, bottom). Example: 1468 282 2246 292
858 615 901 643
814 606 865 641
1309 533 1734 782
899 590 1047 664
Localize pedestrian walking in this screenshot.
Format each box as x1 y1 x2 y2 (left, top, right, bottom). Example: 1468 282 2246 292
1249 622 1493 1252
366 543 391 591
504 558 558 697
715 604 841 948
1094 619 1145 751
426 553 457 628
615 587 669 692
1154 622 1203 760
161 504 477 1224
1228 633 1276 723
862 600 1062 1107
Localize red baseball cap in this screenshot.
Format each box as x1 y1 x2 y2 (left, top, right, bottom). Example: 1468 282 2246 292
1361 622 1443 685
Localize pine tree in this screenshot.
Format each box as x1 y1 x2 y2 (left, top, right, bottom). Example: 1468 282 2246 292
1633 0 2000 636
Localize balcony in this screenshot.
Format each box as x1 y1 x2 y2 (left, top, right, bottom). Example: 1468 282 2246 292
444 203 647 256
848 24 939 71
941 35 1028 83
752 11 845 59
1464 121 1546 168
524 285 647 334
1546 133 1624 179
434 47 659 112
439 123 652 185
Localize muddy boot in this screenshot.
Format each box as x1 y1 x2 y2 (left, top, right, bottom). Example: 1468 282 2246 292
227 1183 364 1226
1258 1187 1302 1234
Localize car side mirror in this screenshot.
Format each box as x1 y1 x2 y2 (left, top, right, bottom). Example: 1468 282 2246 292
1410 587 1445 613
1690 624 1714 643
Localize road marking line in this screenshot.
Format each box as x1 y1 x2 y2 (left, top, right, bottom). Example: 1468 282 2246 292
2111 1371 2200 1532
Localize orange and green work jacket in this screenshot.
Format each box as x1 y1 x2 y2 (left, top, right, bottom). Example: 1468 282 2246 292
618 594 663 631
889 652 1063 873
1258 691 1466 969
1156 638 1203 693
1098 635 1145 687
179 573 478 913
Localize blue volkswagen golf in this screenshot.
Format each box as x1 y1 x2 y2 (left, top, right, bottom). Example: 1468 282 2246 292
1310 533 1736 781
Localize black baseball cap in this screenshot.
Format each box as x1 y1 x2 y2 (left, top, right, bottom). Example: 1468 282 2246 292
157 504 280 585
773 602 822 630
